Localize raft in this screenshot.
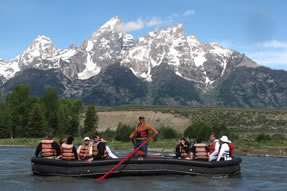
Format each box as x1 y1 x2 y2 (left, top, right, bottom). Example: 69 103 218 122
31 156 242 177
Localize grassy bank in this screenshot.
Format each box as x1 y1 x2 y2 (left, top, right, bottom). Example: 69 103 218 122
1 138 287 158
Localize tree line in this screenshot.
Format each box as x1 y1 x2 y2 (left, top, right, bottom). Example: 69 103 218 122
0 85 98 138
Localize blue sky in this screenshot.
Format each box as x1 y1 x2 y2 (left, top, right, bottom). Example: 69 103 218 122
1 0 287 70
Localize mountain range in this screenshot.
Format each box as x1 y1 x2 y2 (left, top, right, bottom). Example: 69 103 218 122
1 16 287 108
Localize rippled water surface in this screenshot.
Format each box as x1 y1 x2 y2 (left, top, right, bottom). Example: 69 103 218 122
1 147 287 191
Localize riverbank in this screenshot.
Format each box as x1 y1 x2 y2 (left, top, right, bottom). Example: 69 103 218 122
1 138 287 158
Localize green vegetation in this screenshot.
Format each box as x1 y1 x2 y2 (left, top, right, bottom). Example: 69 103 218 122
184 122 237 141
0 85 98 139
82 105 98 137
1 86 287 157
157 126 180 139
114 123 133 142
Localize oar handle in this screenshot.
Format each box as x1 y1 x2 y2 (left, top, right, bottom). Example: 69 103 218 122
96 135 154 181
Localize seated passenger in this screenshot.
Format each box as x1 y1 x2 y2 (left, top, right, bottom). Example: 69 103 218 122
190 138 209 160
61 136 78 160
208 133 220 162
100 138 118 159
88 135 108 162
175 137 191 159
77 137 92 160
216 136 233 161
35 132 61 159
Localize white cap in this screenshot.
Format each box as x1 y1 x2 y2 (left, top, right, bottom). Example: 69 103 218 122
220 136 229 143
84 137 90 141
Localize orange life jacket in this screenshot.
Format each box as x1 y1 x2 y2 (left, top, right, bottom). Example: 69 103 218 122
193 143 209 160
61 143 76 160
134 123 148 139
41 140 56 158
78 145 92 160
92 142 108 159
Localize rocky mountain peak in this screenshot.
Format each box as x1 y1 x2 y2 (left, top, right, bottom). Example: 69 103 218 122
100 16 122 30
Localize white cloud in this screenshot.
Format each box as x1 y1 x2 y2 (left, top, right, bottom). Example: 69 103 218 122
183 9 195 16
119 19 144 32
259 40 287 49
119 10 195 32
146 17 163 27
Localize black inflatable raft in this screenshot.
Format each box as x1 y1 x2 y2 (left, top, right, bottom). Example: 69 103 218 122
31 156 241 177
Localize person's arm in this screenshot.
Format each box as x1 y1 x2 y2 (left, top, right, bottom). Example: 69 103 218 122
77 146 81 155
89 145 93 156
175 144 181 158
145 124 159 135
190 146 195 160
209 142 220 161
129 130 135 139
73 146 78 160
217 144 227 161
106 146 118 159
35 143 42 157
53 142 61 156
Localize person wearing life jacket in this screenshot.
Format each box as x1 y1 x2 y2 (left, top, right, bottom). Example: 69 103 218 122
77 137 92 160
100 138 118 159
87 135 108 162
129 116 159 160
190 138 209 160
61 136 78 160
175 137 191 159
35 132 61 159
208 133 220 162
216 136 233 161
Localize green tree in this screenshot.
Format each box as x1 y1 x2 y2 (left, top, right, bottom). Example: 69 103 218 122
0 102 10 138
115 123 133 142
184 122 212 141
99 128 116 141
66 114 79 136
40 88 59 132
82 105 98 136
5 85 35 137
158 126 178 139
27 103 47 137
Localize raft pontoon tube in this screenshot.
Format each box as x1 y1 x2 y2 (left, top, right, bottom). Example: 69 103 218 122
31 156 241 177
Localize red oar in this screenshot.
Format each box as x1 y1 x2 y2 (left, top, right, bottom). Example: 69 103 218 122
96 135 154 181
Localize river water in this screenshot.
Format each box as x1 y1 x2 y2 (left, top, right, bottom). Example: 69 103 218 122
1 146 287 191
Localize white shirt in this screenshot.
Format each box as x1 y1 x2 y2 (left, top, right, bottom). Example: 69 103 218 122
209 139 220 161
106 146 118 159
217 142 232 161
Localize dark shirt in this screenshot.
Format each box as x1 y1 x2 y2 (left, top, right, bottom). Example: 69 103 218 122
35 141 61 157
72 145 78 160
175 144 191 158
92 142 106 160
191 145 209 153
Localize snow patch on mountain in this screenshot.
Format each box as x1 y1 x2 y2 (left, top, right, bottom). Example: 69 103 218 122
77 53 101 79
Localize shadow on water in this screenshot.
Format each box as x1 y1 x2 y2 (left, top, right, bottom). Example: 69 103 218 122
1 147 287 191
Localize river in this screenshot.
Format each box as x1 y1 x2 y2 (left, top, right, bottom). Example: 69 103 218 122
0 146 287 191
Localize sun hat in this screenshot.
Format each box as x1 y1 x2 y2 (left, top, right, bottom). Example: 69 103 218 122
220 136 229 143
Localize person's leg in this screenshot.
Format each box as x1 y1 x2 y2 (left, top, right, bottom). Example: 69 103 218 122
134 141 141 158
141 142 148 158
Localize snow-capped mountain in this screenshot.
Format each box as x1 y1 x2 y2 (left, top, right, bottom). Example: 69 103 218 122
121 23 257 89
0 16 136 82
0 16 257 88
4 16 285 108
